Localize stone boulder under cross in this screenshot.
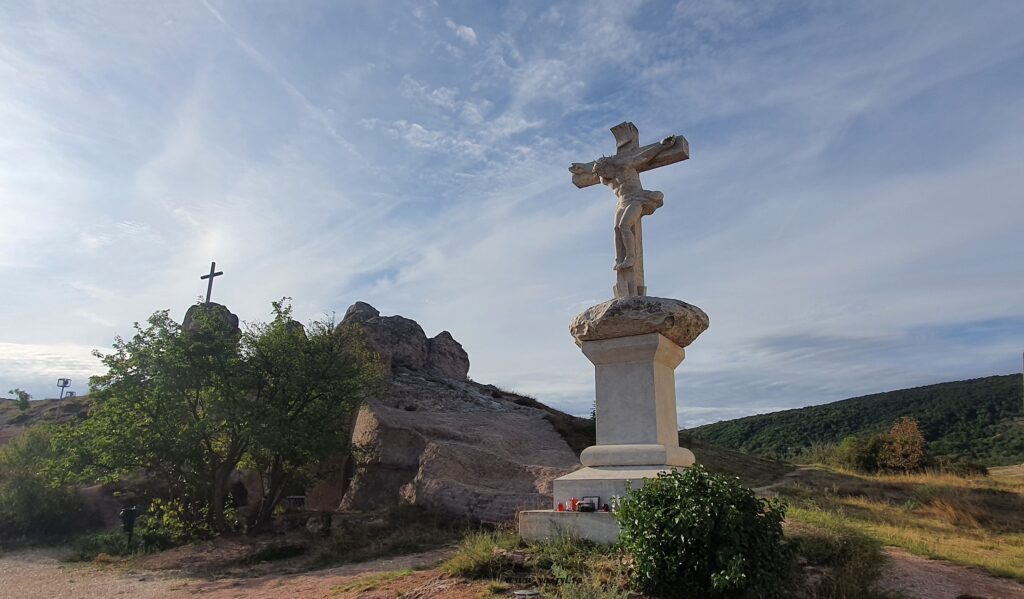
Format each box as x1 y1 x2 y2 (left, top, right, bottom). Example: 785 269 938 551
305 302 582 523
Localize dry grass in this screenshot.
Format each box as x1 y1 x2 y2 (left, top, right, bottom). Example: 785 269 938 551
775 465 1024 582
330 568 414 593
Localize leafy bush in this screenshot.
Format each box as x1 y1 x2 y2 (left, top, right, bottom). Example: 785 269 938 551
0 426 98 541
835 418 927 474
836 434 885 473
7 388 30 413
615 465 794 598
792 441 839 466
879 417 926 472
136 498 213 552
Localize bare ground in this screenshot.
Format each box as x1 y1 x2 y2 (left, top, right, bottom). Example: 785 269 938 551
879 547 1024 599
5 543 1024 598
0 546 503 599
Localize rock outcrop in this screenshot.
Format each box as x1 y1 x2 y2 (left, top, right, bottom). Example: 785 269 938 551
182 302 240 335
426 331 470 380
305 302 581 523
341 302 469 379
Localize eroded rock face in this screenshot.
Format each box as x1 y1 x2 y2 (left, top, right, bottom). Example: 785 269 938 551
335 373 580 522
341 302 469 380
306 302 580 522
569 296 709 348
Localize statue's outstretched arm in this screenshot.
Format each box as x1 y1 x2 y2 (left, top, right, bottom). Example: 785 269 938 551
627 136 675 167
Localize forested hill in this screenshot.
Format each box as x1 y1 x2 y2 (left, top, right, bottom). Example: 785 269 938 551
687 374 1024 466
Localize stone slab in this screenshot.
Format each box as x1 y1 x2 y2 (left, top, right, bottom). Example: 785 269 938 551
580 443 694 467
518 510 620 544
552 465 681 510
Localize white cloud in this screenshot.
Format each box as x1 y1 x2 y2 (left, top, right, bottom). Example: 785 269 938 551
0 1 1022 424
445 18 478 45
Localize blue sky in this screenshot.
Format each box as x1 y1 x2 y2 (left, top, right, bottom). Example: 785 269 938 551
1 1 1022 425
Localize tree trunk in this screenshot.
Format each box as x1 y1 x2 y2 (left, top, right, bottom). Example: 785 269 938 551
250 455 288 531
208 445 244 532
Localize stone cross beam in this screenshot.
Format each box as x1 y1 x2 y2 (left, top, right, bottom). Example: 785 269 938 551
200 261 224 305
569 122 689 299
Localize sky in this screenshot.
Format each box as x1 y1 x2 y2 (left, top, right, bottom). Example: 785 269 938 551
1 1 1022 426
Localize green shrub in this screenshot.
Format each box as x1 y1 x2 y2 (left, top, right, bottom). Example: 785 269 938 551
136 498 212 552
615 465 794 598
0 426 98 542
792 442 840 466
7 388 30 413
836 434 885 473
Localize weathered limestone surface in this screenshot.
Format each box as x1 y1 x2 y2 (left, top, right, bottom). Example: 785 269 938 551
306 303 580 523
569 296 709 349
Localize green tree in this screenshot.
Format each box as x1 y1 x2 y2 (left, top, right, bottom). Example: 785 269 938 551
0 425 96 539
241 300 384 529
60 306 247 530
7 388 30 413
59 300 382 533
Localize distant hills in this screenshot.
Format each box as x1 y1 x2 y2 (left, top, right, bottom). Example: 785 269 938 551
686 374 1024 466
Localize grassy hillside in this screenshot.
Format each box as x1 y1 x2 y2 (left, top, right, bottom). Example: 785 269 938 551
687 374 1024 466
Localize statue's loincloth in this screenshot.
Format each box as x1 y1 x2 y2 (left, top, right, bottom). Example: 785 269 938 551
621 190 665 216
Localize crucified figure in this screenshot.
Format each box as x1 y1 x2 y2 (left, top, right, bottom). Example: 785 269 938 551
593 135 675 271
569 122 690 298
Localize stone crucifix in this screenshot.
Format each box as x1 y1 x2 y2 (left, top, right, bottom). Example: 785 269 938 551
570 122 689 298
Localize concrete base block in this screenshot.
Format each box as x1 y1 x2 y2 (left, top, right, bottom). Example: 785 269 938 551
551 464 684 510
518 510 620 544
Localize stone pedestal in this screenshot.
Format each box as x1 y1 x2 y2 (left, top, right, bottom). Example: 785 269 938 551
519 296 708 544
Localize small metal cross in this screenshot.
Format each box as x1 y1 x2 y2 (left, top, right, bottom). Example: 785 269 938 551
200 261 224 305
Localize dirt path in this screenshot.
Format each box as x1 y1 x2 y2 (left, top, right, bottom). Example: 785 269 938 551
879 547 1024 599
0 548 186 599
0 546 466 599
8 540 1024 598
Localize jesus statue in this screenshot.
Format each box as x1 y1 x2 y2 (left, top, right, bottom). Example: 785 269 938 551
570 122 689 298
